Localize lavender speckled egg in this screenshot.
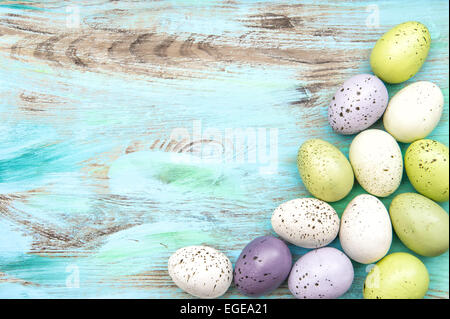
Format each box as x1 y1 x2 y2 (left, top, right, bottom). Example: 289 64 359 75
288 247 354 299
328 74 388 135
234 236 292 297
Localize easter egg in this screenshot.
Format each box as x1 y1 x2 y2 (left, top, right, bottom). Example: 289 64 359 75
340 194 392 264
328 74 388 135
234 236 292 297
168 245 233 298
288 247 354 299
297 139 354 202
390 193 449 257
272 198 340 248
349 129 403 197
405 139 449 202
370 21 431 84
384 81 444 143
363 252 429 299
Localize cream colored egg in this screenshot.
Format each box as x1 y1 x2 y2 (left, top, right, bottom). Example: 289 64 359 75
384 81 444 143
349 129 403 197
272 198 340 248
340 194 392 264
168 245 233 298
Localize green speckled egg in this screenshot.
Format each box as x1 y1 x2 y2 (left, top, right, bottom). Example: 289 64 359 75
297 139 354 202
405 139 449 202
390 193 449 257
370 21 430 84
363 252 429 299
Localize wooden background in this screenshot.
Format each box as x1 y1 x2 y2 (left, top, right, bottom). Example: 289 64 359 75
0 0 448 299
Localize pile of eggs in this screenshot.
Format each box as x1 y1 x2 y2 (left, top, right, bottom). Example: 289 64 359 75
167 21 449 299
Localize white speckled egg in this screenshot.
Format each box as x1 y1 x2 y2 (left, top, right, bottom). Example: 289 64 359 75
349 129 403 197
384 81 444 143
272 198 340 248
340 194 392 264
168 245 233 298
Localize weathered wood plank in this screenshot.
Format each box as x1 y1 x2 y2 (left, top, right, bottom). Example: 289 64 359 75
0 0 448 299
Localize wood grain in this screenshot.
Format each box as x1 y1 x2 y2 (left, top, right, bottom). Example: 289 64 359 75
0 0 448 299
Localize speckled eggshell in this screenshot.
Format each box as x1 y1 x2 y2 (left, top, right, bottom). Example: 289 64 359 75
234 236 292 297
384 81 444 143
297 139 354 202
168 245 233 298
370 21 431 84
390 193 449 257
363 252 429 299
405 139 449 202
328 74 388 135
288 247 354 299
271 198 340 248
340 194 392 264
349 129 403 197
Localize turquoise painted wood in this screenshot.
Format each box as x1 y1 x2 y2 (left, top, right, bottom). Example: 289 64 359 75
0 0 448 299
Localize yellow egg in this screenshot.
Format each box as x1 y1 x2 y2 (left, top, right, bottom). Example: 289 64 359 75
297 139 354 202
370 21 431 84
363 252 429 299
405 139 449 202
390 193 449 257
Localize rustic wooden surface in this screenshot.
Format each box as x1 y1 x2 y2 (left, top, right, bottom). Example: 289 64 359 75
0 0 448 299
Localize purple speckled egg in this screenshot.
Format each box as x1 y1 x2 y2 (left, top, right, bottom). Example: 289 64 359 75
288 247 354 299
234 236 292 297
328 74 388 135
